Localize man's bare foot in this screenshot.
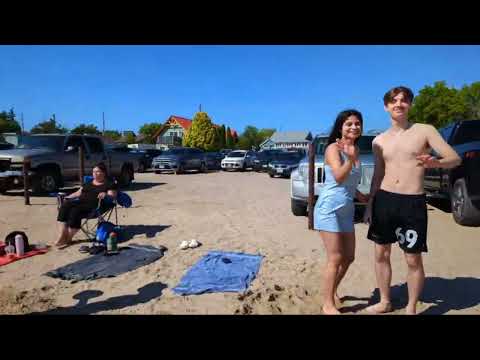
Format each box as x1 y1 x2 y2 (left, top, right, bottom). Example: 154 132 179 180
322 305 341 315
365 301 393 314
334 294 342 307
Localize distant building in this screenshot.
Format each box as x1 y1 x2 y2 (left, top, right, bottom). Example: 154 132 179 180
152 115 237 148
259 131 311 150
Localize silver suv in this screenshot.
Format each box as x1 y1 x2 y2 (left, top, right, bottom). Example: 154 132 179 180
290 135 376 216
221 150 255 171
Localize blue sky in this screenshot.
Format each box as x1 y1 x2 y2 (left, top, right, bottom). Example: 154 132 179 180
1 45 479 136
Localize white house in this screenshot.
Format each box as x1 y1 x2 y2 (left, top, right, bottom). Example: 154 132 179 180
260 131 311 150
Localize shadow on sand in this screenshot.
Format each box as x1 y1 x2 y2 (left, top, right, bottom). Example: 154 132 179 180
30 282 167 315
341 276 480 315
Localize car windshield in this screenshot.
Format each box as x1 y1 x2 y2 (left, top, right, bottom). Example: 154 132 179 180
228 151 246 158
163 148 184 155
16 136 63 151
313 135 374 154
452 121 480 145
274 153 302 161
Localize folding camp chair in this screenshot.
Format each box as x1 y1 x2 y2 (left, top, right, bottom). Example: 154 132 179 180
75 176 132 241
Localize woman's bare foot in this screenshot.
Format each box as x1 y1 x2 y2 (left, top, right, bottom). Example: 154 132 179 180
55 238 72 248
334 294 343 307
322 305 341 315
365 301 392 314
405 305 417 315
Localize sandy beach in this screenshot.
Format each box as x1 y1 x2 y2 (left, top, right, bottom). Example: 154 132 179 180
1 170 479 315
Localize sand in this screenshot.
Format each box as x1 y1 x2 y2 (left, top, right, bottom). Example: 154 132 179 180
1 170 479 315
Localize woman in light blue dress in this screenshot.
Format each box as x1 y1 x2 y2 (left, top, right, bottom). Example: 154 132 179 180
314 109 369 314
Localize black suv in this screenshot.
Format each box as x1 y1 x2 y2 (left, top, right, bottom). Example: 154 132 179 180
268 152 303 178
424 120 480 226
253 149 285 172
152 147 207 174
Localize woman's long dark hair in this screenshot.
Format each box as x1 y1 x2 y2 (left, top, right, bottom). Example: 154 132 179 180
327 109 363 145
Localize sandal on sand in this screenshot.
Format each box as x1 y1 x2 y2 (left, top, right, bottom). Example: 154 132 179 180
179 240 190 250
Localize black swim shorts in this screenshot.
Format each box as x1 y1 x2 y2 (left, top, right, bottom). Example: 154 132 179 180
367 189 428 253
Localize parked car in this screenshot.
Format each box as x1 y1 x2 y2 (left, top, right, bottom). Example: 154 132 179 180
253 149 285 172
105 144 147 172
0 134 140 194
220 149 233 157
0 143 14 150
221 150 256 171
268 152 304 178
204 152 223 170
290 135 376 216
127 148 163 172
424 120 480 226
152 147 207 174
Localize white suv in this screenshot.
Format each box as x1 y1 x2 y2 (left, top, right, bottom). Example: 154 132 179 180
221 150 255 171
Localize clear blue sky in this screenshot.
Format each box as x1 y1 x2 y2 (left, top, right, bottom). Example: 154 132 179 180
1 45 479 135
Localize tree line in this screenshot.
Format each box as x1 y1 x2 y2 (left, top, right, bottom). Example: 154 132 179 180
2 81 479 148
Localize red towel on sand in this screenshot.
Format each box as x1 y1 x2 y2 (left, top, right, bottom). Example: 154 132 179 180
0 243 48 267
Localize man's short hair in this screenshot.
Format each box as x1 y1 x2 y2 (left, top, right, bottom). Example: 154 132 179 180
383 86 414 105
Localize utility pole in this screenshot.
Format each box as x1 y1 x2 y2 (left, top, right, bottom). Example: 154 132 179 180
21 113 24 134
199 104 202 112
102 112 105 136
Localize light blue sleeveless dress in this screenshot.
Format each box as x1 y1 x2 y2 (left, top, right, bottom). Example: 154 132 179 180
313 152 361 233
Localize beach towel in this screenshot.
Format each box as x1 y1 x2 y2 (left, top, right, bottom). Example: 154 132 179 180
44 244 166 282
0 243 48 267
172 251 263 295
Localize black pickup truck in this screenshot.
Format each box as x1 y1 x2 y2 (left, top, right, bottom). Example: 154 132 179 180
424 120 480 226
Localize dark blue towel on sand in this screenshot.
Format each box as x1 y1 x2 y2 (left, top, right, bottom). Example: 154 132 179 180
172 251 263 295
45 244 165 282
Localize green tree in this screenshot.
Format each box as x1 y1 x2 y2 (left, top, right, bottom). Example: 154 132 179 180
124 133 136 144
139 122 163 144
225 126 234 149
216 124 226 149
0 108 21 134
458 82 480 119
103 130 121 141
409 81 468 128
71 123 102 135
183 112 219 151
31 117 68 134
236 126 275 150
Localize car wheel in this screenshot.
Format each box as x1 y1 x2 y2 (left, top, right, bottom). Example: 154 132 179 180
199 162 207 173
138 162 146 173
175 164 184 175
119 166 133 187
32 169 60 194
451 178 480 226
154 170 161 174
291 199 307 216
269 173 274 178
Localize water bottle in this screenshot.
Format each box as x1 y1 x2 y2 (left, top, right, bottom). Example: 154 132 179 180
106 232 118 254
15 234 25 256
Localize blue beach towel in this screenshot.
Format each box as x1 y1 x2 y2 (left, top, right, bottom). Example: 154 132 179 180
172 251 263 295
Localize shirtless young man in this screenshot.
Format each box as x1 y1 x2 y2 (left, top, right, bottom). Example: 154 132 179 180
364 86 461 315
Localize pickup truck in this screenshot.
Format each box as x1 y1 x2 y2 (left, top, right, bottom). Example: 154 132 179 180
290 135 376 216
424 120 480 226
0 134 140 194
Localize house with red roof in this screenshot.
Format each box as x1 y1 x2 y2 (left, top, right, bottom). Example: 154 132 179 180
152 115 237 148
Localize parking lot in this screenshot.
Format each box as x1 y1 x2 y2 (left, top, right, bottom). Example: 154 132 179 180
1 170 479 314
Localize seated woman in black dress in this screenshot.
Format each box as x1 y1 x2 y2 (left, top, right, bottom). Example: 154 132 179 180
55 162 118 248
